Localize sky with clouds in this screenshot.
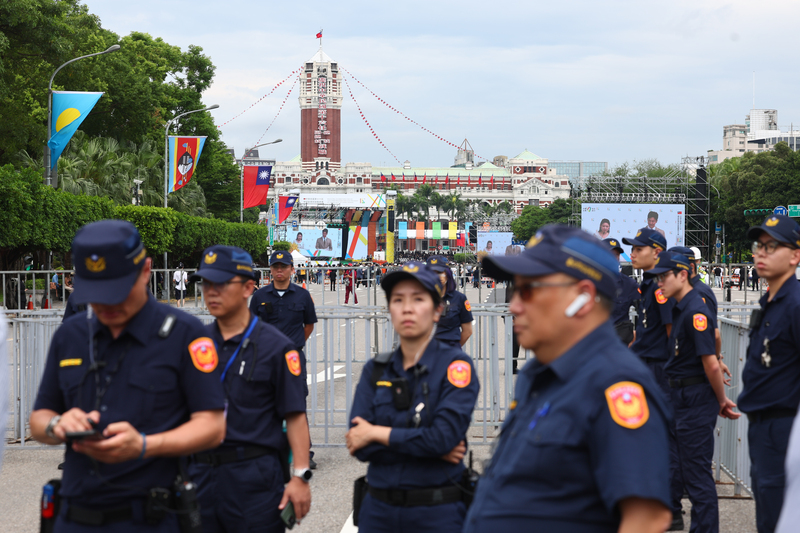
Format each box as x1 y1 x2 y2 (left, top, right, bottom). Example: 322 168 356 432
83 0 800 168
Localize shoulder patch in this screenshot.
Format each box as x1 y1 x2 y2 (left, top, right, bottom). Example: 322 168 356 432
188 337 218 373
655 289 667 304
509 400 518 410
464 300 471 312
604 381 649 429
59 358 82 368
693 313 708 331
376 380 392 387
285 350 302 376
447 360 472 388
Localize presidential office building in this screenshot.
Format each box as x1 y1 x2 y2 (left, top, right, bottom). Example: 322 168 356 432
237 46 571 214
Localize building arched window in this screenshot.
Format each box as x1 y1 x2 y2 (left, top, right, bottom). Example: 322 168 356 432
317 177 330 185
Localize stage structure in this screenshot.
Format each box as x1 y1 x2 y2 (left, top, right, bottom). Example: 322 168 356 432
569 158 712 258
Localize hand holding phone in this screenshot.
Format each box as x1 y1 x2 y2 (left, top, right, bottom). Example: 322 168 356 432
280 501 296 530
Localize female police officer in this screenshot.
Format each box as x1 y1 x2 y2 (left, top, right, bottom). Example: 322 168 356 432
426 256 473 347
345 261 480 533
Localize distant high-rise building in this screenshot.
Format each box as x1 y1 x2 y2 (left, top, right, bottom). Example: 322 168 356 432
708 109 800 164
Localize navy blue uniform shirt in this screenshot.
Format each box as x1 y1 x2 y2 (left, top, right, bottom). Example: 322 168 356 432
464 324 670 533
349 340 479 489
631 277 674 361
738 280 800 413
208 315 306 450
691 274 718 327
435 290 473 344
33 296 225 506
611 273 640 325
250 283 317 350
665 289 716 380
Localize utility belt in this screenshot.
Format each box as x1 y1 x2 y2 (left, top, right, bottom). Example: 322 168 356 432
642 357 666 365
747 408 798 424
41 471 202 533
352 465 479 526
193 444 289 483
668 375 707 388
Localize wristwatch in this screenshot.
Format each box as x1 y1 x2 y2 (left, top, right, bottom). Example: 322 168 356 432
45 415 62 440
292 467 313 483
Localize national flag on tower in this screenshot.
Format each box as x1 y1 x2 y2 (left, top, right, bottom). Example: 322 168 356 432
381 173 387 182
278 195 299 223
316 30 323 39
242 165 272 209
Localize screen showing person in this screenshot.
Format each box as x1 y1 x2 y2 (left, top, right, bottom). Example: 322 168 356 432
505 244 521 256
315 229 333 251
647 212 665 238
294 232 304 247
484 240 494 255
596 219 611 239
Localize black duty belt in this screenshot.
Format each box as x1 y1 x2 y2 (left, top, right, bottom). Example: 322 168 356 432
747 408 798 424
668 375 707 388
368 484 463 507
67 504 133 526
193 445 274 467
642 357 665 365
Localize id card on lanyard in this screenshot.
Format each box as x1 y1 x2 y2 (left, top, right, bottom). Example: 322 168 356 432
217 317 259 419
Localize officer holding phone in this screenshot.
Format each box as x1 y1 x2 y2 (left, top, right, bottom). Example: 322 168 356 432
602 238 640 345
188 245 311 532
30 220 226 531
465 225 672 533
346 262 480 533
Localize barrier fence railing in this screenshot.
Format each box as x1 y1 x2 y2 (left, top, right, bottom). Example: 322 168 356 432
6 301 759 489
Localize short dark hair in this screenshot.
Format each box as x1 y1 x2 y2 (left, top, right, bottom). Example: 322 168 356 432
647 211 658 220
322 228 328 234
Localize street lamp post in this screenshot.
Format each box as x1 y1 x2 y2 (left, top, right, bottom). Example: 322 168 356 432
240 139 282 222
162 104 219 303
46 44 120 187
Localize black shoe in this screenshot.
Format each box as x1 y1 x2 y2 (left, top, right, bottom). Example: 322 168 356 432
667 512 684 531
309 457 317 470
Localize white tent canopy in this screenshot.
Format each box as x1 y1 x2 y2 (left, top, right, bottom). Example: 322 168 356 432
291 250 308 265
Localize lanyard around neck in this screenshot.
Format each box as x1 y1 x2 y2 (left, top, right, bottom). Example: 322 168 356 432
219 317 258 382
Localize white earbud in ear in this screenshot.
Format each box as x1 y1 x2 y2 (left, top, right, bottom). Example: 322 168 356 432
565 293 592 318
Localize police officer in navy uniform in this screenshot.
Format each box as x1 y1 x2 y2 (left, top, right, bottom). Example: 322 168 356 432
426 256 473 347
622 227 683 526
647 251 740 533
737 215 800 533
603 237 640 345
346 261 480 533
30 220 226 532
250 250 318 466
465 225 672 533
188 245 311 532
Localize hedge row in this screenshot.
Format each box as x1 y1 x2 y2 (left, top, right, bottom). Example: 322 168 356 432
0 165 268 267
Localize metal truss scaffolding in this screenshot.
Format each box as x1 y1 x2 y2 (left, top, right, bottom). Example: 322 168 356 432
568 162 712 258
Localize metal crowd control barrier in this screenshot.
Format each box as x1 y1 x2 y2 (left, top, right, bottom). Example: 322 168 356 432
4 303 519 448
714 317 753 496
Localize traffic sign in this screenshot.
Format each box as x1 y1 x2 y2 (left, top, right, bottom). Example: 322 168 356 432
437 244 443 251
774 206 788 216
716 242 721 249
789 204 800 217
292 220 298 229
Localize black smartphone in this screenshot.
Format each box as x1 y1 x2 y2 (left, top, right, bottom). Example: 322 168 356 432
65 430 103 441
280 501 296 530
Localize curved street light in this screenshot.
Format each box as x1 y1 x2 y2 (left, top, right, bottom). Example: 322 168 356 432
45 44 121 186
162 104 219 304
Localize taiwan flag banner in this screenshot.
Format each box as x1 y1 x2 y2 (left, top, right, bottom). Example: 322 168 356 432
278 195 299 223
48 91 103 169
243 165 272 208
168 136 207 192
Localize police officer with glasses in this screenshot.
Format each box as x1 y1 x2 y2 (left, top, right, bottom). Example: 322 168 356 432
188 245 311 532
737 215 800 533
647 251 740 533
465 225 672 533
30 220 226 532
346 261 479 533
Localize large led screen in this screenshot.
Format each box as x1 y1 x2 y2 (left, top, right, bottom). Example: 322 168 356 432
581 203 685 254
286 227 343 258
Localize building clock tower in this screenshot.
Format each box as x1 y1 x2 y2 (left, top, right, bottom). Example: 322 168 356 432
299 46 342 173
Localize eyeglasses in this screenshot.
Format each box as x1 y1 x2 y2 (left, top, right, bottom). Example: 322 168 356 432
654 271 678 283
512 281 577 302
752 240 790 255
201 279 248 291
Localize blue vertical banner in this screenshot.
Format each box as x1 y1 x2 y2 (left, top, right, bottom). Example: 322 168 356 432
48 91 103 168
399 221 407 240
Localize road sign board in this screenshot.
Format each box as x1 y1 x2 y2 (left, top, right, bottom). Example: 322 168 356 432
789 204 800 217
774 206 788 216
716 242 722 249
